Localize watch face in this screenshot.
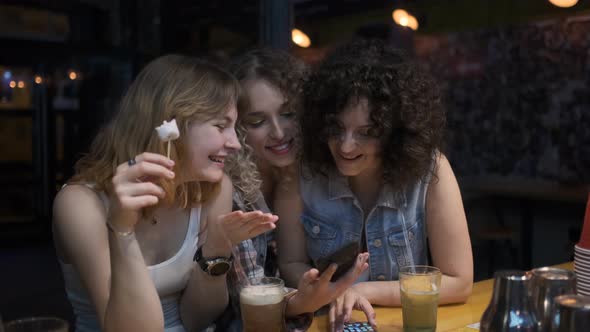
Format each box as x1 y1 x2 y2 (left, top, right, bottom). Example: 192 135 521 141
209 261 231 276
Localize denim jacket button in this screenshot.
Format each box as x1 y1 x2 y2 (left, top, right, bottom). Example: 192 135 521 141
312 225 320 234
377 275 386 281
373 239 382 248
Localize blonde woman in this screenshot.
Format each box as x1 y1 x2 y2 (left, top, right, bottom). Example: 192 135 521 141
220 49 370 331
52 55 277 332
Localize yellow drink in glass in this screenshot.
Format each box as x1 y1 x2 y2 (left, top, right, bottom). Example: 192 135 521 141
399 265 441 332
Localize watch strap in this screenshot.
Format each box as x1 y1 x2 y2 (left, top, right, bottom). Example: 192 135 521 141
193 246 233 275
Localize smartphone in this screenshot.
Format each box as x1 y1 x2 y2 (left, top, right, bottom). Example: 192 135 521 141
343 321 376 332
315 242 360 281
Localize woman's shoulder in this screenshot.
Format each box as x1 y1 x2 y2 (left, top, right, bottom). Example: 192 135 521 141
53 184 108 228
55 183 105 210
53 184 110 263
427 152 452 184
428 150 446 169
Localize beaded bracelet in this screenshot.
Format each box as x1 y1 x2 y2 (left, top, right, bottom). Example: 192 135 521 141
106 220 135 237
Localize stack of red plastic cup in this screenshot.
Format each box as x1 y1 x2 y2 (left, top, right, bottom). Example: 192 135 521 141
575 195 590 295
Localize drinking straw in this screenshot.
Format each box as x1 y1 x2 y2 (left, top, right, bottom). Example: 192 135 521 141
219 226 251 287
230 244 251 286
400 213 416 273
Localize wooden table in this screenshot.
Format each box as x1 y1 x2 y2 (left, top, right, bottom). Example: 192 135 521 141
308 262 573 332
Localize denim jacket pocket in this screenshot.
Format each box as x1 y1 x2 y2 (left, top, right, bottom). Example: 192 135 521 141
387 220 423 273
301 213 339 260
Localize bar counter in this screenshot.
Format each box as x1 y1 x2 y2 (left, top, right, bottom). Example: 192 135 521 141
308 262 573 332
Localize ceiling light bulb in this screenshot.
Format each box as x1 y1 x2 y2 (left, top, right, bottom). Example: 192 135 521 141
392 9 409 25
548 0 578 8
292 28 311 48
407 15 419 30
399 16 409 26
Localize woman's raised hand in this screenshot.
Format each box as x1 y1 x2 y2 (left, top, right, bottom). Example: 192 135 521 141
109 152 175 232
214 210 278 245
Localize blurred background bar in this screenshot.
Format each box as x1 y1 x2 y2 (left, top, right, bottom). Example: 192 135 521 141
0 0 589 326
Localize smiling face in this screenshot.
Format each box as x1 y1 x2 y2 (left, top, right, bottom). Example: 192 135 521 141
327 98 382 179
185 104 241 182
241 79 298 169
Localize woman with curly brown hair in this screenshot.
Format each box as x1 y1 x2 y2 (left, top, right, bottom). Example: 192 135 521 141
276 39 473 331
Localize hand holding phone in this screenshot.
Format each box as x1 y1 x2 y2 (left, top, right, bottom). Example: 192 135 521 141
287 252 369 317
315 242 361 281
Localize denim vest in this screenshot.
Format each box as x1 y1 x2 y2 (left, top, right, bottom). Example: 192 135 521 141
300 169 430 281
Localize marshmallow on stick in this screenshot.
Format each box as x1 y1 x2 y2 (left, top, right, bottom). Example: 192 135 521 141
155 119 180 158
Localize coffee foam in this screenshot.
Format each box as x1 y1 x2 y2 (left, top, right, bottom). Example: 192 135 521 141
240 285 285 306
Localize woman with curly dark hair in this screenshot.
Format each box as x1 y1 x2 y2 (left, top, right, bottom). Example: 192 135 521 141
276 39 473 331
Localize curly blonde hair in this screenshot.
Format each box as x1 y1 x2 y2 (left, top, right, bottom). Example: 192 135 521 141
226 49 307 206
70 55 243 208
224 116 263 207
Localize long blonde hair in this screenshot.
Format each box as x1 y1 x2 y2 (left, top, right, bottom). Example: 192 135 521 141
71 55 242 208
226 49 307 206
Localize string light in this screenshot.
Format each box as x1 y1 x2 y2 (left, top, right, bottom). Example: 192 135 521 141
34 75 43 84
399 16 409 27
292 28 311 48
406 15 419 30
548 0 578 8
17 81 25 88
392 9 409 25
392 9 418 30
9 81 16 88
68 71 77 80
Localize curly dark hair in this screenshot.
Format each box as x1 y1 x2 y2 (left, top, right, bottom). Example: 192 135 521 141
301 39 446 191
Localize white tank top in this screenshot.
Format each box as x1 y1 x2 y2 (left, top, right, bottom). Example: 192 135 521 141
58 186 201 332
